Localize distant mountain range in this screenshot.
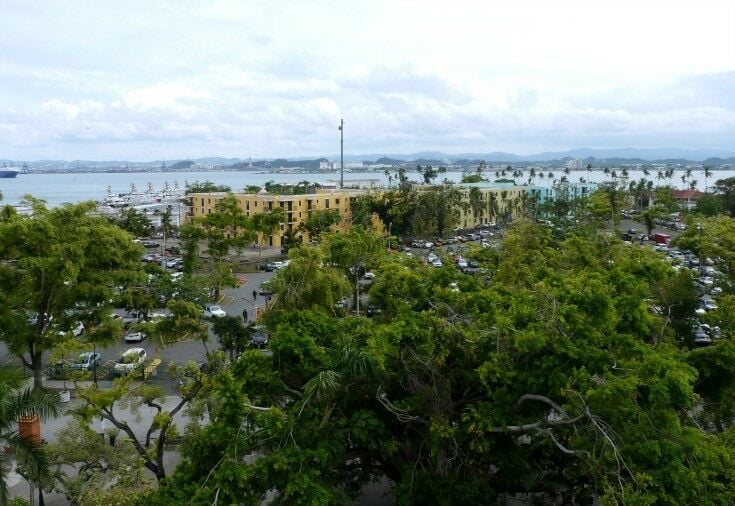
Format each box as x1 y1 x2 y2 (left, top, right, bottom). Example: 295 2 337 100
2 147 735 171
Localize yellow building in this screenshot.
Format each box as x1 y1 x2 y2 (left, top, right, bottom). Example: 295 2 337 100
414 183 527 230
188 183 526 247
187 189 374 247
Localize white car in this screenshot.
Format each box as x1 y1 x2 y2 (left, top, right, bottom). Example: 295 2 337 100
363 271 375 279
431 259 443 268
57 322 84 337
203 304 227 318
424 242 434 249
271 261 285 270
698 277 714 287
702 299 718 311
114 348 147 374
427 253 438 262
456 258 468 269
124 331 147 343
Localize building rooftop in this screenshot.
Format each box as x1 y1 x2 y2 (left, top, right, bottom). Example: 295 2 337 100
672 189 705 199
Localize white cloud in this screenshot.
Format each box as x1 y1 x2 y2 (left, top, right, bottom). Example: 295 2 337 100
0 0 734 159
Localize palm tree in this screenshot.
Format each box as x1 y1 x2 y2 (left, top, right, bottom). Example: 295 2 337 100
689 179 698 191
586 162 592 181
0 368 59 503
487 193 499 224
468 187 484 225
656 171 664 184
703 166 712 192
642 167 650 177
681 174 687 189
603 167 610 179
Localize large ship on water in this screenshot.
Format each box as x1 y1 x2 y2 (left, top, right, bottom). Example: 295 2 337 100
0 166 20 178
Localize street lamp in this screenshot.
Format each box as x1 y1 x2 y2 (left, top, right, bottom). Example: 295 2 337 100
339 119 344 189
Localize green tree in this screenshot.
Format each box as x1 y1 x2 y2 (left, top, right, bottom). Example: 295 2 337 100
0 199 144 388
179 194 255 299
0 367 59 503
414 185 462 237
713 177 735 217
47 420 155 504
73 301 218 482
280 227 300 253
323 226 385 314
151 219 735 504
267 246 350 313
108 208 153 237
460 174 486 184
695 194 726 216
212 316 252 361
298 208 341 242
153 204 175 255
185 181 231 194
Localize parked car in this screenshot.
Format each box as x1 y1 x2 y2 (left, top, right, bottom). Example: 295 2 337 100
335 297 350 309
122 310 145 328
124 331 147 343
261 262 277 272
250 326 269 348
693 326 711 346
258 282 273 296
456 258 468 269
424 241 434 249
142 240 159 248
58 321 84 337
114 348 147 374
171 272 184 282
431 259 443 268
70 352 102 371
701 299 718 311
366 304 382 317
363 271 375 279
203 304 227 318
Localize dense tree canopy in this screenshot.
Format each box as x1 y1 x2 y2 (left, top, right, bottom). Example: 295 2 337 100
0 199 144 387
148 221 735 504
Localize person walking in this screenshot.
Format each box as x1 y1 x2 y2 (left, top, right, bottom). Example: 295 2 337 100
252 289 257 301
242 308 248 322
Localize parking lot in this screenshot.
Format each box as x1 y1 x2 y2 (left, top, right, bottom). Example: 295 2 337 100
1 216 727 382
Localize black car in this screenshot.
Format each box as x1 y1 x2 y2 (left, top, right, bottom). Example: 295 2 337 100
251 329 270 348
261 262 276 272
366 304 382 317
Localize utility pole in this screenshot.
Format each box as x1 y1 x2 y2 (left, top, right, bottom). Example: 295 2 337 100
339 118 344 189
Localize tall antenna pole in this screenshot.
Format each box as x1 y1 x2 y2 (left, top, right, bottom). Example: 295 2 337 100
339 118 344 189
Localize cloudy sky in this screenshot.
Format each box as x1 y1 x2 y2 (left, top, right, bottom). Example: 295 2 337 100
1 0 734 160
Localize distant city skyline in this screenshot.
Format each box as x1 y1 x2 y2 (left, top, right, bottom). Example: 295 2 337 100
1 0 734 160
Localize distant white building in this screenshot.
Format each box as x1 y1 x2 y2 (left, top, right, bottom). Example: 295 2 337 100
319 160 334 170
566 159 584 170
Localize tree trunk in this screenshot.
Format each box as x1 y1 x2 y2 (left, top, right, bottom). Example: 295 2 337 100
32 353 44 390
